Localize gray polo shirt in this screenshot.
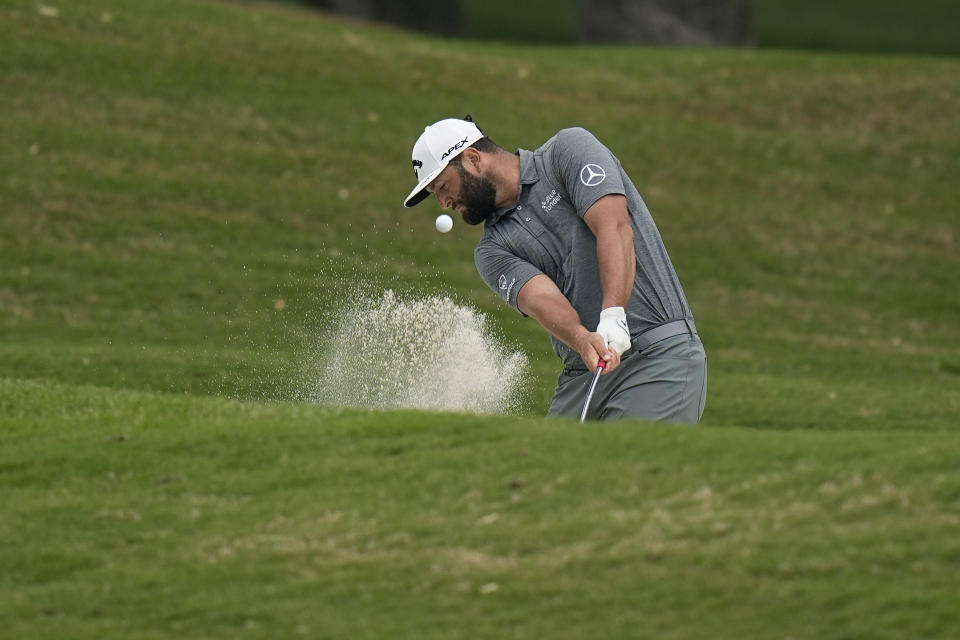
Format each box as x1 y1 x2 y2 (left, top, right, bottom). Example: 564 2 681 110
474 127 694 371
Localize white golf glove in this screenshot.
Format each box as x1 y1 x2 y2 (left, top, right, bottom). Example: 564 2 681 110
596 306 631 355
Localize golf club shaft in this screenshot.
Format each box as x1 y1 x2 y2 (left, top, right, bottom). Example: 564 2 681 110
579 360 606 422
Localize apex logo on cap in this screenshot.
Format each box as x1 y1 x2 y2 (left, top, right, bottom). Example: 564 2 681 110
441 137 470 160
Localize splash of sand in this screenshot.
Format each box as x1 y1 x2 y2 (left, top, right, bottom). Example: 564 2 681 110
302 290 528 414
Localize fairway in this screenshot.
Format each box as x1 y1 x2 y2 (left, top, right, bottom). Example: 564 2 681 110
3 377 959 638
2 0 959 637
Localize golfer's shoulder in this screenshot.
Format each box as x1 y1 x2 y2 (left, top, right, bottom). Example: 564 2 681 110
553 126 601 147
475 220 520 261
473 226 501 255
541 127 604 161
473 230 507 276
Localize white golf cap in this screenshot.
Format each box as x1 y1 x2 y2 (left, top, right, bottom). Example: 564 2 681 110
403 118 484 208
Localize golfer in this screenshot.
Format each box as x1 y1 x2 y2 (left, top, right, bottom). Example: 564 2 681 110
403 117 706 423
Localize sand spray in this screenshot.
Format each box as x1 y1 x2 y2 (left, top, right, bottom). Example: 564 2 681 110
299 290 529 414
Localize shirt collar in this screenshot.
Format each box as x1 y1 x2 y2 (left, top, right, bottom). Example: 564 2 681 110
518 148 539 185
486 149 538 226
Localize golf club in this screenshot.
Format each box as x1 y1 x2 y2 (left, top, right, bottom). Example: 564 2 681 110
579 359 606 422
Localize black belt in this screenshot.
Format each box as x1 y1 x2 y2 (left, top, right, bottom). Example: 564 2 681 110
563 317 697 375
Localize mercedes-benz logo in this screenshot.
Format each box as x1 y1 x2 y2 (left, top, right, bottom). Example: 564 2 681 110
580 163 606 187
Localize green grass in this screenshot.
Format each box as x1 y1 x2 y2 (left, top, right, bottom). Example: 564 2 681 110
3 377 959 638
3 0 958 423
2 0 959 637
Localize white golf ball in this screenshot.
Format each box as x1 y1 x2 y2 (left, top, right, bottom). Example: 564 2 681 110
435 214 453 233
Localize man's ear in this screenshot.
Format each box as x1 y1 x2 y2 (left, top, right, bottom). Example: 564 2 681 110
461 147 482 173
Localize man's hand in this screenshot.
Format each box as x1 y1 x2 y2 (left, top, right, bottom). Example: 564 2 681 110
573 330 620 374
596 306 631 355
516 274 621 374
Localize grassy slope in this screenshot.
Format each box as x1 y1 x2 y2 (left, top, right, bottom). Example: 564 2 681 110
2 0 959 427
1 1 959 636
2 377 959 639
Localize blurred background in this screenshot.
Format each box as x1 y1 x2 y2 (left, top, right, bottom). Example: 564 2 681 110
289 0 958 56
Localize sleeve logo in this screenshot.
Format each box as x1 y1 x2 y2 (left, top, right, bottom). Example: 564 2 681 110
579 163 606 187
498 274 517 299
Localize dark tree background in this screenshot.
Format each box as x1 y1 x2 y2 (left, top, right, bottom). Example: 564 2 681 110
578 0 753 46
300 0 463 37
298 0 753 46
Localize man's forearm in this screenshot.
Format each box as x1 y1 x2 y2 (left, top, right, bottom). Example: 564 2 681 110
516 273 622 374
517 275 589 349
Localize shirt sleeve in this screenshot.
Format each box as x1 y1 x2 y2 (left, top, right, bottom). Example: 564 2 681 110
550 127 626 217
474 238 543 316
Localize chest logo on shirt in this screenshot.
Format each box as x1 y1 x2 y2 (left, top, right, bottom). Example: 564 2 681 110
541 189 562 213
580 163 606 187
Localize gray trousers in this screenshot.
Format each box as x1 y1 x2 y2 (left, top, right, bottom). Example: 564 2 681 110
547 334 707 424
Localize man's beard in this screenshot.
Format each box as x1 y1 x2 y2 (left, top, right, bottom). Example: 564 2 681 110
455 166 498 226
